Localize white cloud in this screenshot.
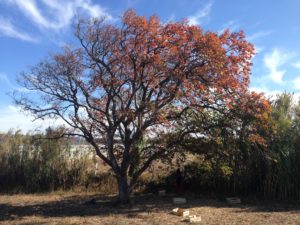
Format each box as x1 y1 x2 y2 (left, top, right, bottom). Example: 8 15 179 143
3 0 112 31
0 17 38 42
264 49 292 84
0 105 66 133
250 86 281 98
247 30 272 42
250 86 300 104
188 1 213 26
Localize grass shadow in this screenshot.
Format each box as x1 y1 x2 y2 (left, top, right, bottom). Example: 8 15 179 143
0 193 299 223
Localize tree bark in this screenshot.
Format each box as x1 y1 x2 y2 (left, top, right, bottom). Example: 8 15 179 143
117 175 130 204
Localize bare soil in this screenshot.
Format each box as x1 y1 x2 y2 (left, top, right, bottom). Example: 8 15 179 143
0 192 299 225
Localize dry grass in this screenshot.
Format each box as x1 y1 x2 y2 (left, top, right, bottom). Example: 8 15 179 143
0 192 299 225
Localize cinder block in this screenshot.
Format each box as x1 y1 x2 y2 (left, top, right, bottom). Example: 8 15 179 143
182 210 190 217
158 190 166 196
183 215 202 223
172 197 187 204
226 197 241 204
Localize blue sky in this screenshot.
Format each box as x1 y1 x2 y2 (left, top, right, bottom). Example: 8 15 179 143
0 0 300 132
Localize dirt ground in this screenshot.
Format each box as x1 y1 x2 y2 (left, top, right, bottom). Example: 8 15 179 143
0 192 299 225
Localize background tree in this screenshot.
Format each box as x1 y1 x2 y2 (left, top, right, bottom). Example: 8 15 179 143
263 93 300 200
173 91 271 194
14 10 255 203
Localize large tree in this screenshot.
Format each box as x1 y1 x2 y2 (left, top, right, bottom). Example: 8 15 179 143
15 10 255 203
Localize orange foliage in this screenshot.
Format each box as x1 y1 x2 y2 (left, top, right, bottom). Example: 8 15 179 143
77 10 256 121
231 91 272 147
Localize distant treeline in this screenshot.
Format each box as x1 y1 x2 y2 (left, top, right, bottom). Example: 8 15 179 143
0 127 115 193
171 92 300 200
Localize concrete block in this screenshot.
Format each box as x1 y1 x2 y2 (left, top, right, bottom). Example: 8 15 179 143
172 197 187 204
183 215 202 223
226 197 241 204
158 190 166 196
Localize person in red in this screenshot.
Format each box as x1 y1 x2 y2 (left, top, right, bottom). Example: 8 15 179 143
175 168 184 194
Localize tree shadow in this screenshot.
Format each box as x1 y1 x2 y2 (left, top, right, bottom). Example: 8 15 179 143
232 200 300 214
0 193 299 222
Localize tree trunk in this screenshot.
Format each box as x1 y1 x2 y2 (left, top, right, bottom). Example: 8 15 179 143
117 175 130 204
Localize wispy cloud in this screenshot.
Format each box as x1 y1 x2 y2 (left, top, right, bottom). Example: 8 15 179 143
218 20 239 34
0 73 11 85
293 76 300 90
188 1 214 26
163 14 176 25
0 105 43 132
247 30 272 41
0 17 38 42
0 72 33 92
292 61 300 69
291 62 300 90
263 49 293 84
254 46 264 54
3 0 112 31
